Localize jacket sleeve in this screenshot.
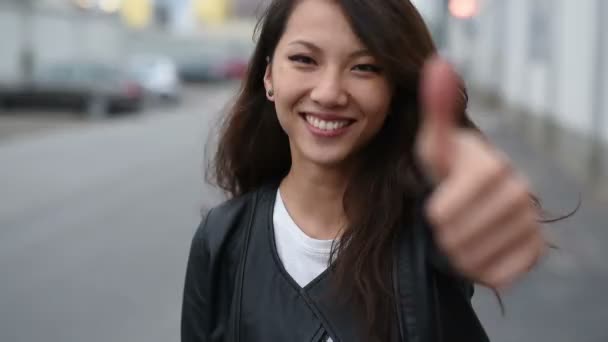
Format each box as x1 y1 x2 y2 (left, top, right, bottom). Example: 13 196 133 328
181 211 213 342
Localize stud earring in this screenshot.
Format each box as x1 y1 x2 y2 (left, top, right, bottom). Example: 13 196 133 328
267 89 274 97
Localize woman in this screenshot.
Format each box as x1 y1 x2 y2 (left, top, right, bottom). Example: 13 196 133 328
181 0 546 341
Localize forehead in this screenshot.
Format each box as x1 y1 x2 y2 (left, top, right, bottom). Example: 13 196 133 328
281 0 366 50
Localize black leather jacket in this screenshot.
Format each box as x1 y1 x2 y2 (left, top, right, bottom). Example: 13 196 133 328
181 184 490 342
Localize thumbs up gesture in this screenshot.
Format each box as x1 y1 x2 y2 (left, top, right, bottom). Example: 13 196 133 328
415 57 545 289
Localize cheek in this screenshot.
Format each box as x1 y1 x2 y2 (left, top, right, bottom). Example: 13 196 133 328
353 83 392 125
273 81 308 117
273 63 307 103
272 75 307 132
273 94 300 135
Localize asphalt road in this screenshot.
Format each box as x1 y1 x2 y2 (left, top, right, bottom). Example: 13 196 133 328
0 83 606 342
469 104 608 342
0 84 229 342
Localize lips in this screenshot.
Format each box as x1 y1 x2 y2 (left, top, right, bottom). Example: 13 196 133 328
300 112 355 136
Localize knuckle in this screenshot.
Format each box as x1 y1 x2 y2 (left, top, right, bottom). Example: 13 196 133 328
530 234 546 263
515 244 540 275
415 135 434 166
460 252 484 274
513 178 532 200
520 249 537 271
426 198 447 227
522 219 542 245
486 154 511 178
486 267 512 289
508 178 533 209
524 205 541 222
487 276 507 289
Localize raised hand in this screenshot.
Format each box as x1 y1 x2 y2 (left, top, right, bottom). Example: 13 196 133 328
415 56 545 289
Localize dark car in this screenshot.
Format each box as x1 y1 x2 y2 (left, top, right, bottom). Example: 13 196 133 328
175 38 253 83
221 40 253 80
0 62 144 119
176 49 229 83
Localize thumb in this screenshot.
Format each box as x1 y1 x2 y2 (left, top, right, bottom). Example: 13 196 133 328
417 56 461 181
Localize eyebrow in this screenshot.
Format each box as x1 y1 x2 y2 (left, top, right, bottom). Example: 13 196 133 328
287 40 372 58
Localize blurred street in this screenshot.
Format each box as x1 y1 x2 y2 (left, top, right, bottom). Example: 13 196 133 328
0 0 606 341
470 104 608 342
0 84 230 342
0 82 606 342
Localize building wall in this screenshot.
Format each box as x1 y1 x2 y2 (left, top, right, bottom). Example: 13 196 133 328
468 0 503 92
524 0 553 117
500 0 529 110
553 0 598 135
0 2 127 85
600 1 608 142
32 13 78 68
0 7 24 84
230 0 267 17
445 0 608 178
36 0 72 11
447 0 605 133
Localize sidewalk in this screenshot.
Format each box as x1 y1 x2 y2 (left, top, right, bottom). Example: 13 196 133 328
467 100 608 342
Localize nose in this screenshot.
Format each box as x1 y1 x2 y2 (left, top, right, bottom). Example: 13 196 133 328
309 68 348 108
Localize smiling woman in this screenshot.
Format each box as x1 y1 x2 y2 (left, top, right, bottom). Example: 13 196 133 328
181 1 547 341
262 5 393 169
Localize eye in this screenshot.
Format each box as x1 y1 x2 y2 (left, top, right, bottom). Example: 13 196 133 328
352 64 382 73
288 54 316 65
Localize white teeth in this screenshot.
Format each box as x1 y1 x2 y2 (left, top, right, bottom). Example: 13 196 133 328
305 114 350 131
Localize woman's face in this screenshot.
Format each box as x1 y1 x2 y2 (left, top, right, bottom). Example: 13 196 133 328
264 0 393 170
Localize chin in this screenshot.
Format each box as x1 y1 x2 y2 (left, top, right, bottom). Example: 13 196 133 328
290 137 362 170
301 149 354 169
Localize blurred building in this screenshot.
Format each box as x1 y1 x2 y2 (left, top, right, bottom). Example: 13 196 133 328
193 0 228 24
151 0 234 34
120 0 153 28
230 0 267 18
0 0 129 86
444 0 608 185
1 0 77 12
38 0 73 10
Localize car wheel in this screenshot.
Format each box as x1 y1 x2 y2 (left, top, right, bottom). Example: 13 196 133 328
84 96 109 120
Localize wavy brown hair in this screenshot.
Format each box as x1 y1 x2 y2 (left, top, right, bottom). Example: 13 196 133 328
208 0 562 340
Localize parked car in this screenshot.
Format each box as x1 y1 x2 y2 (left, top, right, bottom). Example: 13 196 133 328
175 39 253 83
128 55 181 103
221 40 253 80
0 62 144 119
221 59 249 79
176 49 229 83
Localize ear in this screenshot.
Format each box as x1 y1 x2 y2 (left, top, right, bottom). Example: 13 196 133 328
263 59 274 101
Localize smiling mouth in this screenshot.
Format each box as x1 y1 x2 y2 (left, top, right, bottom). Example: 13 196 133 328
300 112 355 132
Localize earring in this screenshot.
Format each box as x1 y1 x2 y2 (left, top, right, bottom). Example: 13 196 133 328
267 89 274 97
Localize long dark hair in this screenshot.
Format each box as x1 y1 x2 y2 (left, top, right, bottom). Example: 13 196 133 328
209 0 566 340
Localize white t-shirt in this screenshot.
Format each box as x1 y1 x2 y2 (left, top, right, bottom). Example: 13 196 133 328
273 190 335 341
273 190 334 287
